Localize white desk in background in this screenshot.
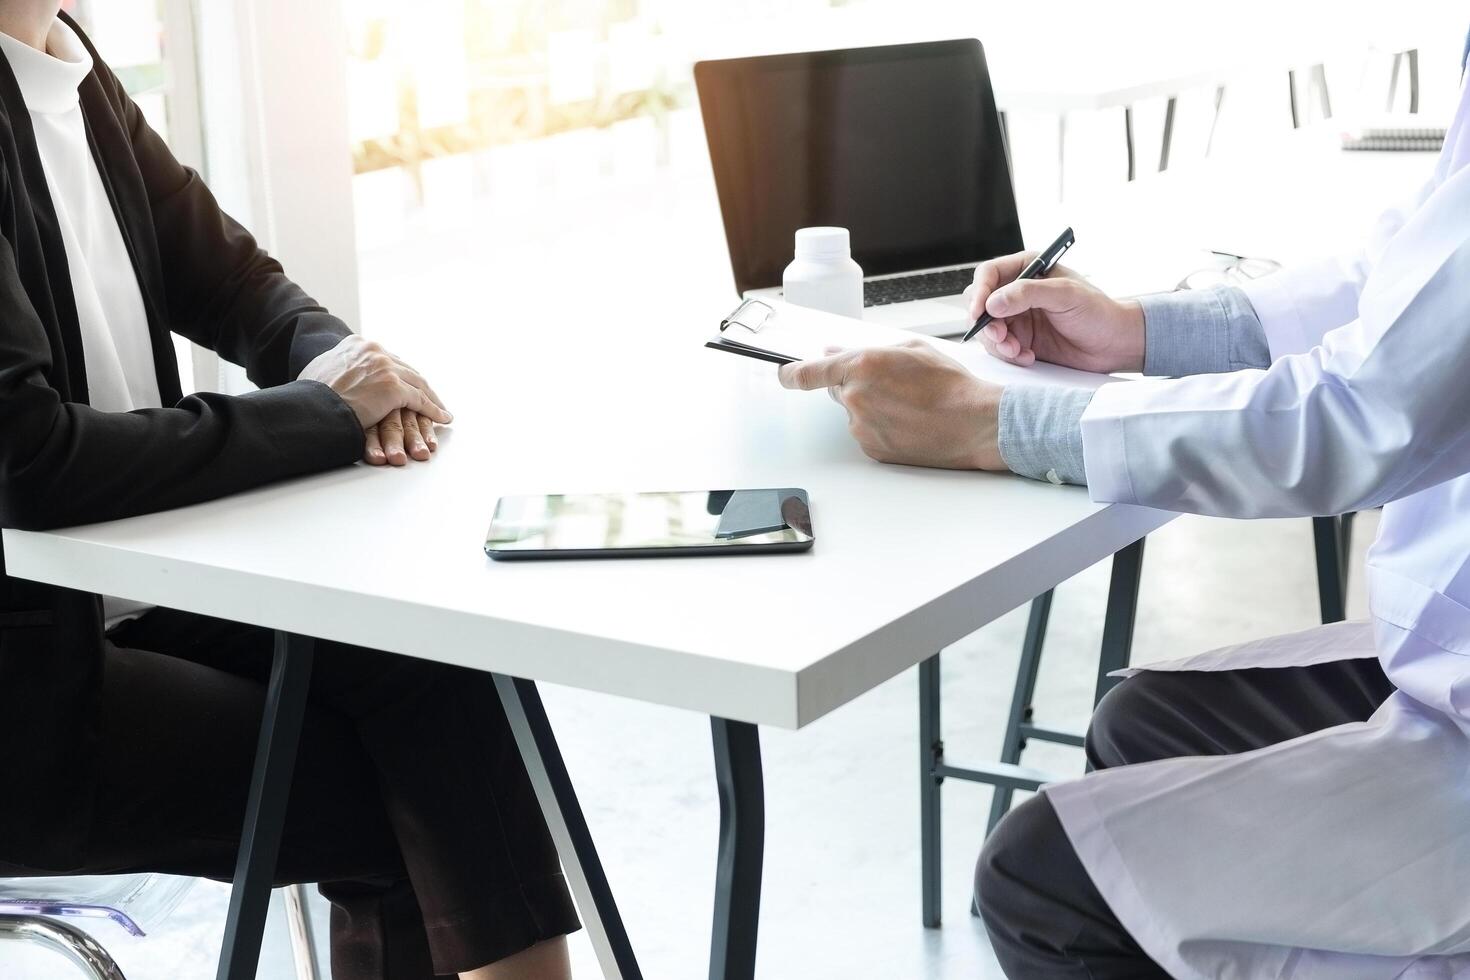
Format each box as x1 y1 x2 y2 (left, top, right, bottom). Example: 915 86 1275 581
948 3 1439 193
671 0 1402 195
1039 130 1439 297
670 0 1468 222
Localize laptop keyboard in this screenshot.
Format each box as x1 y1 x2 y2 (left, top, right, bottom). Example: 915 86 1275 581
863 266 977 307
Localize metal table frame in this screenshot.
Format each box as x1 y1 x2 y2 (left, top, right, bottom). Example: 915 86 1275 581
211 640 768 980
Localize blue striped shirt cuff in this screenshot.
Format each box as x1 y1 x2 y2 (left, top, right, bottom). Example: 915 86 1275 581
997 384 1093 486
1140 285 1269 376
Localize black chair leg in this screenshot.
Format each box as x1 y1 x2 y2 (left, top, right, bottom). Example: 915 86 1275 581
986 592 1053 836
1313 515 1352 624
1095 539 1146 706
936 538 1148 923
934 519 1339 929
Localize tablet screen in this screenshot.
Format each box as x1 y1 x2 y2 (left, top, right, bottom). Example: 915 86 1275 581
486 489 814 558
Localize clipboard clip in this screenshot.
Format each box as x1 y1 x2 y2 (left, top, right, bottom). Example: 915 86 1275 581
720 298 775 334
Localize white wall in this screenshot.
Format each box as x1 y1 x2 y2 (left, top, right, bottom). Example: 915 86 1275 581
191 0 361 391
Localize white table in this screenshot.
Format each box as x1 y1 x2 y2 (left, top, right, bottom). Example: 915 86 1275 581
3 309 1168 978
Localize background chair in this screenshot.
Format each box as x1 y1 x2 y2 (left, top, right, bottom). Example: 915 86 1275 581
0 874 321 980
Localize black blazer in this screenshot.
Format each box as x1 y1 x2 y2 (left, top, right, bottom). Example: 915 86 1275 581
0 14 365 869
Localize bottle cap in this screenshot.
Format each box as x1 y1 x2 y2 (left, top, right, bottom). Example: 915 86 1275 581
794 226 851 258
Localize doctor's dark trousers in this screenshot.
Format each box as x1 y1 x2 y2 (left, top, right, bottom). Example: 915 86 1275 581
974 656 1395 979
5 608 580 980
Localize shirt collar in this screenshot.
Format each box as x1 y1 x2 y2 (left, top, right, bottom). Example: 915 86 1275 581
0 18 93 115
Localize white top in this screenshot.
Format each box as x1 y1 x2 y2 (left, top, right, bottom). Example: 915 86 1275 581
792 226 850 258
0 20 161 626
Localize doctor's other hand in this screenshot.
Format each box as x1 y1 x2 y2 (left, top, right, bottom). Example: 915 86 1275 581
778 340 1006 471
300 334 453 448
964 250 1144 373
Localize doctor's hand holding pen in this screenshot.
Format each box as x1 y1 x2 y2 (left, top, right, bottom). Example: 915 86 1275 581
963 250 1144 373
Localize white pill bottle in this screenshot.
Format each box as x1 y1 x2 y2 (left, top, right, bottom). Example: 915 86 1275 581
781 226 864 320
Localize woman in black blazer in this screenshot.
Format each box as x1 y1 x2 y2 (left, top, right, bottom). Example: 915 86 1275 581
0 7 577 979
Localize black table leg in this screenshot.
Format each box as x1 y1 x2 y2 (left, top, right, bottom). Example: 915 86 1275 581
709 719 763 980
1313 514 1350 624
1407 48 1419 113
918 653 943 928
1158 95 1177 171
1094 538 1146 707
493 675 642 980
1123 105 1136 181
217 631 315 980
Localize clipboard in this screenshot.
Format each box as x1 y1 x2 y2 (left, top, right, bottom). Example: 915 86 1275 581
705 297 888 364
706 296 942 364
705 299 798 365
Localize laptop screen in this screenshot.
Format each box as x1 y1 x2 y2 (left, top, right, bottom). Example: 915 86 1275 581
696 39 1023 296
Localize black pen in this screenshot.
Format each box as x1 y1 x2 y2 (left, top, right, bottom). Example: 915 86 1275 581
962 227 1076 343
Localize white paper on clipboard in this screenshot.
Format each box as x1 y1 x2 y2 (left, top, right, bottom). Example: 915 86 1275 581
708 298 1118 392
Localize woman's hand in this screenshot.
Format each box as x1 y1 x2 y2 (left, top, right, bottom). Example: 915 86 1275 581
777 340 1006 471
363 410 440 466
300 335 452 466
300 335 453 431
964 250 1145 373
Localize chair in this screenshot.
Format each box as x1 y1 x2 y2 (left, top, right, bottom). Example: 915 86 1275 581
917 514 1355 926
0 873 193 979
0 874 321 980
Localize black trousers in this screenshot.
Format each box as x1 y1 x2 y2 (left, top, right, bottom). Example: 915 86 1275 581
3 608 580 979
974 656 1395 978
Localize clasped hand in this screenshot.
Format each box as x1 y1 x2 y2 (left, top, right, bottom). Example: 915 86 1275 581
300 335 453 466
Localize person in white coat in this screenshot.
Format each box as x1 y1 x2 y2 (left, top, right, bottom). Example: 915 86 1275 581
776 35 1470 980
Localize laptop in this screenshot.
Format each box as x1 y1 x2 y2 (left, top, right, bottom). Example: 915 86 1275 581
694 39 1023 337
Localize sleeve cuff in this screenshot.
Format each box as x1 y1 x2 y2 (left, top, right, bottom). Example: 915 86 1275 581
241 378 365 465
1237 255 1349 358
1079 385 1135 503
997 384 1093 486
1139 286 1268 376
286 312 355 382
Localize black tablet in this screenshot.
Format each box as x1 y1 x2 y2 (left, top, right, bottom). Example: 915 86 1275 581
485 489 814 560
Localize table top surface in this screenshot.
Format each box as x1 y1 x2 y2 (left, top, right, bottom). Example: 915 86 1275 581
2 313 1168 728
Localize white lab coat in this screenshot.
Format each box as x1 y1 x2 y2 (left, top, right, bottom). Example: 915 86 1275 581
1045 72 1470 980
